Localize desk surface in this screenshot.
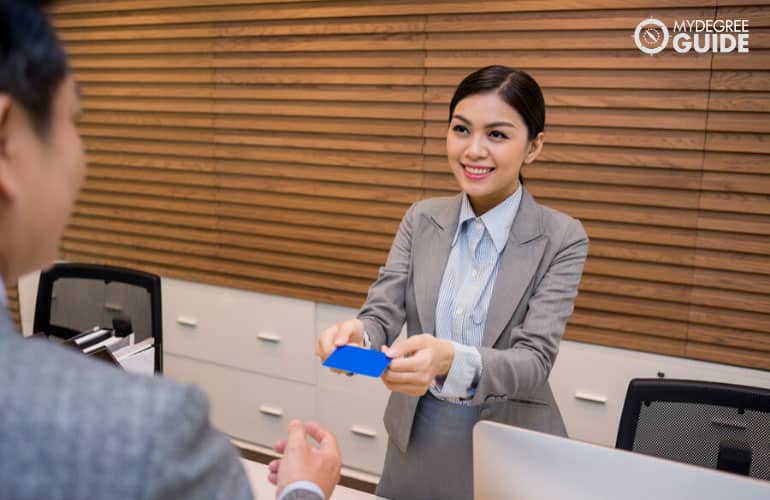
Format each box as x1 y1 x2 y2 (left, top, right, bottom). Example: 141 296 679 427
241 459 379 500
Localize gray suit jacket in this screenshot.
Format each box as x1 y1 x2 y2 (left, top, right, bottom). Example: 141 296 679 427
358 189 589 453
0 306 321 500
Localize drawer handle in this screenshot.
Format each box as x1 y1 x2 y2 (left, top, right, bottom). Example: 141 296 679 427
257 332 281 343
259 405 284 418
104 302 123 312
350 425 377 438
575 392 607 405
176 316 198 328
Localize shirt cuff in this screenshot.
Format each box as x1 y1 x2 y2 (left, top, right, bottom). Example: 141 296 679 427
432 342 482 399
278 480 325 500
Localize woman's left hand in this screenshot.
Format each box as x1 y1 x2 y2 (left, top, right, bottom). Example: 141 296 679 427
381 334 455 396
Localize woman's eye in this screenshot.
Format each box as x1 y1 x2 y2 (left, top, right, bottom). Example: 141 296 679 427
489 130 508 140
452 124 469 134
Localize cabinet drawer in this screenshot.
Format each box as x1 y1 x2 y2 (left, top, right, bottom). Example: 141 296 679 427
163 278 316 384
316 386 389 475
165 354 315 448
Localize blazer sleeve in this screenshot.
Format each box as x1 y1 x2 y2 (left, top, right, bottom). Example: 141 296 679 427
470 217 589 405
357 202 417 350
141 384 254 500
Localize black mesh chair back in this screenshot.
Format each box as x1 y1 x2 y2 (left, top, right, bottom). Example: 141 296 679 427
616 378 770 481
33 263 163 373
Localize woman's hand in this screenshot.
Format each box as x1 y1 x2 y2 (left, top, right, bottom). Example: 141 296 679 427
381 334 455 397
316 318 365 365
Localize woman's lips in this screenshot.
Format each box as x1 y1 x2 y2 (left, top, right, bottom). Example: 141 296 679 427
462 163 495 180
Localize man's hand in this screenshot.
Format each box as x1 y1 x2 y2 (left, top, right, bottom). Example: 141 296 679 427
381 334 455 397
268 420 341 499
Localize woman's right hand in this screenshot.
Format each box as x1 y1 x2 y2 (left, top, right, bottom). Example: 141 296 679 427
316 318 365 363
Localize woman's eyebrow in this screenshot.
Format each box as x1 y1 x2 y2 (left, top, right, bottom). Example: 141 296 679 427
452 114 517 129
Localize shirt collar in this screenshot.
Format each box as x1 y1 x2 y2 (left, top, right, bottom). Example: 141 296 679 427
451 185 523 253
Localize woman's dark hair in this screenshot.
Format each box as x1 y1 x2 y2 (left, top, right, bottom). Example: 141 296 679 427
0 0 69 137
448 65 546 186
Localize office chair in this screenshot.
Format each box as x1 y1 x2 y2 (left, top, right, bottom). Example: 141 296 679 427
616 378 770 481
33 262 163 373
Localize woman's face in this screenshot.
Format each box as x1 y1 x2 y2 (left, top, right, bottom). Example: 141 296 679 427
446 92 543 215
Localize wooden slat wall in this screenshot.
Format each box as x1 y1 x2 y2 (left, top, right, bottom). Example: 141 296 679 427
5 283 21 332
50 1 770 371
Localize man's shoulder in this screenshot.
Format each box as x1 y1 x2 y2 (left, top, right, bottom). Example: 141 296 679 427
0 334 210 497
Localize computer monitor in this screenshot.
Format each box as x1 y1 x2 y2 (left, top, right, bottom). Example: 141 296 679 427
473 421 770 500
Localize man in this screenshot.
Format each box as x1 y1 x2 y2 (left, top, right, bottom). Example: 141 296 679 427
0 1 340 499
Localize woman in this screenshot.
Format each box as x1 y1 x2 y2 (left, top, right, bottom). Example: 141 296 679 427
317 65 589 500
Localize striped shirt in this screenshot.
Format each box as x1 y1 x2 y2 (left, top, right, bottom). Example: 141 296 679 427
431 187 522 403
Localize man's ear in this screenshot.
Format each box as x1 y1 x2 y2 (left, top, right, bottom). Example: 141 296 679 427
0 95 18 202
524 131 545 165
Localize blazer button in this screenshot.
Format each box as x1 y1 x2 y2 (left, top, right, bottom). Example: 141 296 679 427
480 408 492 419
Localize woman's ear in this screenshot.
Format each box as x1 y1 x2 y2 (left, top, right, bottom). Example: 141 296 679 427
524 131 545 164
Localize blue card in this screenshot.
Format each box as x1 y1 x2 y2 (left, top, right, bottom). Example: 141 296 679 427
323 345 391 378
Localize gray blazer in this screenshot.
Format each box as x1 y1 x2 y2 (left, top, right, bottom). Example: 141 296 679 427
0 306 320 500
358 189 589 453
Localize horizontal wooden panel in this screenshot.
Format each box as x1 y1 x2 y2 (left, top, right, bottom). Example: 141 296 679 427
710 70 770 91
700 193 770 216
583 258 693 289
686 341 770 371
83 98 423 120
576 291 690 321
80 83 422 103
708 91 770 112
701 172 770 194
60 250 365 308
694 248 770 275
427 8 716 32
694 211 770 235
706 132 770 155
52 1 719 29
61 238 375 294
691 287 770 314
566 324 686 357
690 305 769 332
706 111 770 133
688 324 770 353
526 163 704 189
58 16 425 39
703 151 770 174
425 50 711 70
427 86 711 110
695 229 770 255
426 30 644 50
74 68 424 85
569 309 688 339
67 33 425 55
580 273 691 302
584 220 696 248
70 52 426 70
426 68 712 90
712 50 770 71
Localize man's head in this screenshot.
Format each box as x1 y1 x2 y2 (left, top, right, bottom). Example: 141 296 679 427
0 0 85 283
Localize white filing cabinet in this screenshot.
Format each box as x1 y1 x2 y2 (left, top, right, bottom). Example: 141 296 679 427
162 279 390 475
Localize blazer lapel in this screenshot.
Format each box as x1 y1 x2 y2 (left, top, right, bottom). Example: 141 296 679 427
413 194 462 335
482 189 546 347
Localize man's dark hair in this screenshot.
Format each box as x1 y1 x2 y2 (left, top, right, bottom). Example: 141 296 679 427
0 0 68 137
